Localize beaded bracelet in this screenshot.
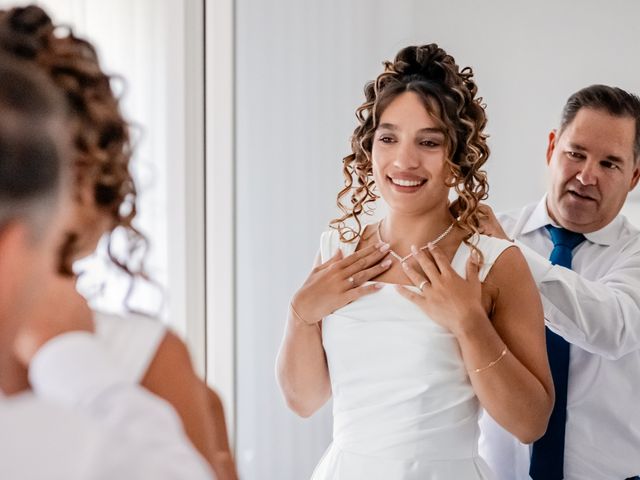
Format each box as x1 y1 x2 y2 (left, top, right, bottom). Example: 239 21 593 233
472 346 508 374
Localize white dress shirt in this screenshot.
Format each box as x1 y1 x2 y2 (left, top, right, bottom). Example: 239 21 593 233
0 332 215 480
479 196 640 480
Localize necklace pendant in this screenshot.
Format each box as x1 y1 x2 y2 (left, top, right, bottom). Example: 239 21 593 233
389 250 411 263
377 220 454 263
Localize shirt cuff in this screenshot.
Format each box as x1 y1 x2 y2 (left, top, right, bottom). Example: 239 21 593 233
514 239 553 285
29 331 129 407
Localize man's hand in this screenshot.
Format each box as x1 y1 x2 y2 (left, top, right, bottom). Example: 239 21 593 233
477 204 510 240
450 200 510 240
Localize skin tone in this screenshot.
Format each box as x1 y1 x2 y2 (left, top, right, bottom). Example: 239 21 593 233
278 91 554 443
479 107 640 238
0 189 92 395
546 108 640 232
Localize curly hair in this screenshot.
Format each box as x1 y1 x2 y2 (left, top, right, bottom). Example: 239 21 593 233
331 44 490 249
0 5 148 284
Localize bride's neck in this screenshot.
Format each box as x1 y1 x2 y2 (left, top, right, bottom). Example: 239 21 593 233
379 208 455 252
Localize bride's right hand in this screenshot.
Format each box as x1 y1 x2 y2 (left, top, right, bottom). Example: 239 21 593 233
291 242 392 325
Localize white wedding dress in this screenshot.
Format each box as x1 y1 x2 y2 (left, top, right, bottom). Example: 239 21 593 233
311 230 513 480
94 310 166 382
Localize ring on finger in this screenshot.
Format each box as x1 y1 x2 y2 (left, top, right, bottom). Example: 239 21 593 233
347 276 355 285
418 279 429 291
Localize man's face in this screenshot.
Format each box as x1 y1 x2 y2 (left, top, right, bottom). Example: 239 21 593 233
546 107 640 233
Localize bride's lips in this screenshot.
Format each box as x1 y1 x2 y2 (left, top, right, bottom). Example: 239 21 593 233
387 175 427 193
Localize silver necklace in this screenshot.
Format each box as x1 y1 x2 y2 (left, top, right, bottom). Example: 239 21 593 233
376 219 455 263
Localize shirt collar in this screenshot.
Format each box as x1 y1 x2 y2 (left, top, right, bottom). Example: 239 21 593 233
520 194 623 246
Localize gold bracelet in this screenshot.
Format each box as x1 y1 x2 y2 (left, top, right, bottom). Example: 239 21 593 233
290 302 315 326
472 346 508 374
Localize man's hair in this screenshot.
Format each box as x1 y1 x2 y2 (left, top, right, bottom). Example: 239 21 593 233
0 53 68 235
559 84 640 163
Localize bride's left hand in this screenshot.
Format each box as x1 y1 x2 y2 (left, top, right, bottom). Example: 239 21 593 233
395 243 487 336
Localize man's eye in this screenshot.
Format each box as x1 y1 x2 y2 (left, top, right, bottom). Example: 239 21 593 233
601 160 618 170
567 151 585 159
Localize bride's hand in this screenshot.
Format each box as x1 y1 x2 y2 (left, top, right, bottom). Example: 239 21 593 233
291 242 392 325
396 243 486 336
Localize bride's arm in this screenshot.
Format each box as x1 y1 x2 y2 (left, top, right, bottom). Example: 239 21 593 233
142 332 238 479
458 246 554 443
276 243 392 418
276 253 332 418
398 244 554 444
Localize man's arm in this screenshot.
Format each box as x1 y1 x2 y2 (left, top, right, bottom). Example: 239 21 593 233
480 203 640 360
514 240 640 360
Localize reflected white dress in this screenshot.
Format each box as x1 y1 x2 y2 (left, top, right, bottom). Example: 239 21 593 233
94 311 166 382
311 230 513 480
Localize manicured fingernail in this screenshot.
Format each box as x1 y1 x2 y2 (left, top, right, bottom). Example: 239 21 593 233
380 243 390 252
376 241 385 248
374 283 384 289
381 259 392 268
410 245 418 254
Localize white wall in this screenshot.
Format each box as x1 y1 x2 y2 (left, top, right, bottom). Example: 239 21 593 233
234 0 640 478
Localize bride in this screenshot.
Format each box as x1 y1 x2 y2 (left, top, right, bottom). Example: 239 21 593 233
276 44 554 479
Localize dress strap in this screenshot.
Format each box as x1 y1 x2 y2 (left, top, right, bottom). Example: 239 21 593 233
319 229 359 263
472 235 517 282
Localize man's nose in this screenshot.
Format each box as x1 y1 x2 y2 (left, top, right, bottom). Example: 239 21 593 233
575 159 598 186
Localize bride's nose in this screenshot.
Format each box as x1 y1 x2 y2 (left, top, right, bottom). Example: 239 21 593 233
392 141 420 169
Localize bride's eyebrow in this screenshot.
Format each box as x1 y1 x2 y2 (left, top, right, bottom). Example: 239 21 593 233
417 128 445 136
377 123 444 135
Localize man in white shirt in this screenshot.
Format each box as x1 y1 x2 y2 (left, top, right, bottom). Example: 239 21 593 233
478 84 640 480
0 55 214 479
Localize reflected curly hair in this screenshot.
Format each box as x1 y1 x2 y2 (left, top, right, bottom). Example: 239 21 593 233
331 44 490 248
0 5 147 281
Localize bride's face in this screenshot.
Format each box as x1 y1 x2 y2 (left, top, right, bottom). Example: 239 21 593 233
371 91 451 216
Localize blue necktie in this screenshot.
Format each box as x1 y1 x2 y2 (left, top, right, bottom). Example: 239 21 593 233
530 225 585 480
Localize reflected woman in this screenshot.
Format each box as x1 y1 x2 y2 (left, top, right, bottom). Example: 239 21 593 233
277 44 554 479
0 5 237 478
